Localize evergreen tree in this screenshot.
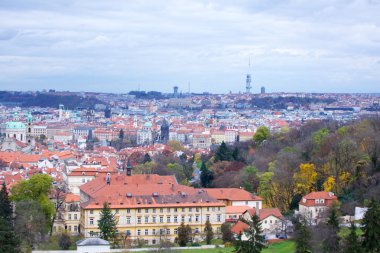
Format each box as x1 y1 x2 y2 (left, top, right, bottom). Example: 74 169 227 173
362 199 380 253
204 220 214 245
98 202 118 244
343 222 362 253
215 141 232 161
200 162 213 188
0 183 20 253
322 203 340 253
234 214 265 253
294 218 312 253
119 129 124 140
232 147 240 161
177 222 191 247
143 153 152 164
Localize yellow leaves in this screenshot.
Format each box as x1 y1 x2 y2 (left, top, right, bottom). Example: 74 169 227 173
339 172 351 185
323 176 335 192
294 163 317 194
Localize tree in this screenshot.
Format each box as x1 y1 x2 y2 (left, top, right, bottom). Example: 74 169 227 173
215 141 232 161
200 162 213 188
323 204 340 253
294 218 312 253
232 147 241 161
11 174 55 228
204 220 214 245
58 232 72 250
119 129 124 140
143 153 152 163
177 222 191 247
362 199 380 253
98 202 118 245
50 185 66 236
253 126 270 144
234 214 265 253
167 140 185 151
294 163 317 195
242 166 260 193
343 222 362 253
221 222 233 243
0 183 20 253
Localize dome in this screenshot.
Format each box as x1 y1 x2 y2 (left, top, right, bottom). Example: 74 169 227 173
144 121 152 127
6 121 26 129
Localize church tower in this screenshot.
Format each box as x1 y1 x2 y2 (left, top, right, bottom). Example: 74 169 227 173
26 112 35 146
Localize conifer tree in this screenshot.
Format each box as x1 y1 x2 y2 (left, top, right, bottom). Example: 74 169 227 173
343 222 362 253
98 202 118 244
294 218 312 253
200 162 213 188
204 220 214 245
234 213 265 253
215 141 232 161
143 153 152 163
0 183 20 253
362 199 380 253
232 147 240 161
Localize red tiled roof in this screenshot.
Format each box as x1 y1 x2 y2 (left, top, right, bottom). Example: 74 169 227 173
204 188 263 201
231 221 249 235
65 193 80 203
226 206 250 214
259 208 283 220
299 191 338 207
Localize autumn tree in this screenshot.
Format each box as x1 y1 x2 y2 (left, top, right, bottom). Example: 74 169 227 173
221 222 233 243
177 222 191 247
294 163 317 195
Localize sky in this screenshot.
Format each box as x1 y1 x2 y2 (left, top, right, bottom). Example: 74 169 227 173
0 0 379 94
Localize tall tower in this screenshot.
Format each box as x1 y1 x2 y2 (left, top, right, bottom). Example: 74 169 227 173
246 57 252 94
173 86 179 98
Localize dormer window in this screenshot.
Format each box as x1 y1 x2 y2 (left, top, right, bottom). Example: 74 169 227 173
315 199 320 204
320 199 325 204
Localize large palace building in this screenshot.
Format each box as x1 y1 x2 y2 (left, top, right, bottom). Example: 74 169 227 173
79 172 225 245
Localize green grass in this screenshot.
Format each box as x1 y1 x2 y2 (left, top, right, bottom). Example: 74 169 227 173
37 235 81 250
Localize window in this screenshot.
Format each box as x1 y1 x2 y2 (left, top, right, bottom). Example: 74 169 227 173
137 208 141 213
167 208 170 212
126 209 130 213
182 208 185 212
166 228 170 235
74 226 77 232
137 217 141 224
189 207 192 212
160 208 163 213
115 209 119 214
82 179 85 183
196 215 199 222
315 199 320 204
126 217 131 224
174 228 178 235
152 229 156 235
212 207 215 211
188 216 192 222
167 216 171 223
195 228 199 234
196 207 199 212
174 208 178 212
145 208 149 213
160 216 163 223
89 218 94 225
270 220 272 224
218 207 221 211
207 207 210 211
137 229 141 236
68 214 71 220
145 229 149 235
153 216 156 223
174 216 178 222
217 215 221 222
152 239 156 245
90 210 93 214
74 214 77 220
159 229 164 235
181 216 185 222
206 215 210 221
245 201 248 205
145 217 149 223
126 230 131 236
264 220 267 224
153 208 156 213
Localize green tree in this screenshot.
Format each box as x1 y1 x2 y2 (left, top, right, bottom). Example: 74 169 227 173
234 214 265 253
323 204 340 253
294 218 312 253
215 141 232 161
58 232 72 250
343 222 362 253
200 162 213 188
177 222 191 247
204 220 214 245
362 199 380 253
253 126 270 144
221 222 233 243
98 202 118 245
11 174 55 228
232 147 241 161
119 129 124 140
0 183 20 253
143 153 152 163
243 166 260 193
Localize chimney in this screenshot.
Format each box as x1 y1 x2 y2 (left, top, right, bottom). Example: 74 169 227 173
106 173 111 185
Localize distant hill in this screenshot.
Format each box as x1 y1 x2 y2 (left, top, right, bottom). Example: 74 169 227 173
0 91 104 109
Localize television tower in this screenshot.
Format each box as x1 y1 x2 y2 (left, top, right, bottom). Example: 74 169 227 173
246 57 252 94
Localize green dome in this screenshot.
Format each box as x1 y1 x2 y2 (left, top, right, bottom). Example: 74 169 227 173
144 121 152 127
6 121 26 129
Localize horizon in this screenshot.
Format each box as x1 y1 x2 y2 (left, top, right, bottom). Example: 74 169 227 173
0 1 379 93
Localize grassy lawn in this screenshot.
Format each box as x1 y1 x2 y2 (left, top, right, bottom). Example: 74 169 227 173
141 240 295 253
37 235 81 250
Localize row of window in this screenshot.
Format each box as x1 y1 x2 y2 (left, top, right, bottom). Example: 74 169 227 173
89 207 221 215
67 213 78 220
89 214 221 225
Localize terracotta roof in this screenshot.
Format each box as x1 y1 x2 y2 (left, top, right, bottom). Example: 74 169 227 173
226 206 250 214
259 208 283 220
231 221 249 235
65 193 80 203
299 191 338 207
204 188 263 201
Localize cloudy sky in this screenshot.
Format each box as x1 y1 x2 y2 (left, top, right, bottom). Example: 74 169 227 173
0 0 379 93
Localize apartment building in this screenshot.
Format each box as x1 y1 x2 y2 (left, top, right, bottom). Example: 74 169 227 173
79 173 225 245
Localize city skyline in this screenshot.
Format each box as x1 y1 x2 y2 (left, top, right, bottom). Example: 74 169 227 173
0 0 379 93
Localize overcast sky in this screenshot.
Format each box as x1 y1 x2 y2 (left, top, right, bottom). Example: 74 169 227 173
0 0 379 94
